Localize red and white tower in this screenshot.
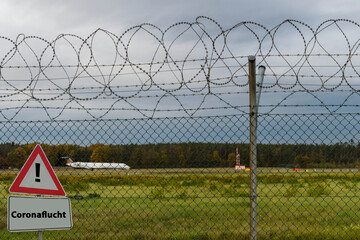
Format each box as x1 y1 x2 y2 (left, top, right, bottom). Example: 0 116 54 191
236 147 240 166
235 147 245 170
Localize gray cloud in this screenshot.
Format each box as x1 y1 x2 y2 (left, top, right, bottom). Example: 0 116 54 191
2 0 358 38
0 0 358 121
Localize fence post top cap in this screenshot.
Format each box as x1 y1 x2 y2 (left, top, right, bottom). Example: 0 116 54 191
248 55 256 61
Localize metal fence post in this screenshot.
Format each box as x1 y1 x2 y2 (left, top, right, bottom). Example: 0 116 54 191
248 55 257 240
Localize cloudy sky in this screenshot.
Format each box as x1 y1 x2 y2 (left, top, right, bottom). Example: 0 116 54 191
0 0 358 146
1 0 358 38
0 0 359 121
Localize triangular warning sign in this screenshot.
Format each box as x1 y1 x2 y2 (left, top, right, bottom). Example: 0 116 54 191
9 144 66 196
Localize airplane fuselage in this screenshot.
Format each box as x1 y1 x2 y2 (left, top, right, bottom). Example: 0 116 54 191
67 162 130 170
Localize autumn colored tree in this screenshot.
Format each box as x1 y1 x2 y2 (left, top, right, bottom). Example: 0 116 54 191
90 144 110 162
7 146 28 168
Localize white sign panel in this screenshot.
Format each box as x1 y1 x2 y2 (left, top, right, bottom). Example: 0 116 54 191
8 196 72 232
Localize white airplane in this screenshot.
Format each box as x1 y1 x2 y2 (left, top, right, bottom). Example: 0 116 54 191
63 157 130 170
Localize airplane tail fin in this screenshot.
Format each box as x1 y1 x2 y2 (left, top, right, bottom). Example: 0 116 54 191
61 157 73 166
66 158 73 166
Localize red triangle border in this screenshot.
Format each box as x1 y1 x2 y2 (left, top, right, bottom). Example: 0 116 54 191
9 144 66 196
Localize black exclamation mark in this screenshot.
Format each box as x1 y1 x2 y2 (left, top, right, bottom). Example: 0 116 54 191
35 163 40 182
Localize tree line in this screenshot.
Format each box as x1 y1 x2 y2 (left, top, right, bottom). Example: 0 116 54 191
0 142 358 169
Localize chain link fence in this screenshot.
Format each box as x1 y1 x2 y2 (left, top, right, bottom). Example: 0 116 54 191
0 112 358 239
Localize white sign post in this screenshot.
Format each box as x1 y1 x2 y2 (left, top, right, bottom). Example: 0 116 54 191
8 145 72 239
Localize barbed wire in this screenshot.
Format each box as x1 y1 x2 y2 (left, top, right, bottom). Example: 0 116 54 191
0 17 359 120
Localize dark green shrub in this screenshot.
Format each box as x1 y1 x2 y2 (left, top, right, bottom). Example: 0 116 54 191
307 183 331 197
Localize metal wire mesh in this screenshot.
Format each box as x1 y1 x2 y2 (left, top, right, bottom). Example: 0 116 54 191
0 112 358 239
0 18 359 239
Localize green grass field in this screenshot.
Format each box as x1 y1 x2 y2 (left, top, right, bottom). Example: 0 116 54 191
1 168 360 239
